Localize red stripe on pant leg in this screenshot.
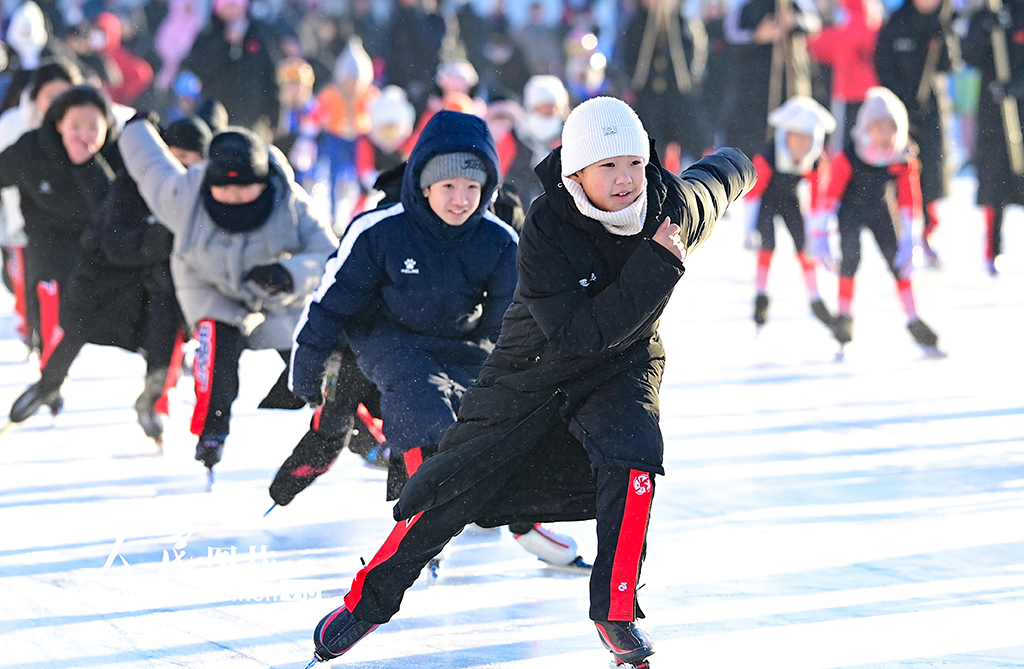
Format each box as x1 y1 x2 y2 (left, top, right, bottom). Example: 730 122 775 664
154 329 186 415
190 320 216 435
344 511 425 611
403 448 423 476
312 405 324 431
608 469 653 621
7 247 27 340
356 403 386 443
37 281 63 369
983 205 996 262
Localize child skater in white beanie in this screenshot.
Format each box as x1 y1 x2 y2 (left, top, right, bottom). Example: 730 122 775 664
301 96 757 669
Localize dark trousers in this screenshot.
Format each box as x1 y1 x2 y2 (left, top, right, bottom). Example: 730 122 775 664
190 320 246 436
757 197 806 253
838 210 900 279
343 464 654 624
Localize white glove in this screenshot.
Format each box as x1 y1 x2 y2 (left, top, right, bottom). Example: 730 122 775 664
893 209 918 278
806 211 837 273
288 136 318 174
743 197 762 250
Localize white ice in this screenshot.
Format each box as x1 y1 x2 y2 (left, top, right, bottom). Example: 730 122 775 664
1 175 1022 669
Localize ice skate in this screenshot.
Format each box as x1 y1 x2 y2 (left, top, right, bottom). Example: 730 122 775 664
907 319 945 358
269 431 345 506
512 524 592 572
135 369 168 446
310 603 378 662
753 294 769 328
810 299 834 328
10 382 64 423
195 434 225 486
595 620 654 668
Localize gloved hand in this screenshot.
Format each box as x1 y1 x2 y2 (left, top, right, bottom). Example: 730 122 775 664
244 263 294 295
893 210 918 278
806 211 837 272
743 197 762 251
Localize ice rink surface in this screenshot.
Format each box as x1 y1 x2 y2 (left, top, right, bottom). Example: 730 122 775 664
1 177 1022 668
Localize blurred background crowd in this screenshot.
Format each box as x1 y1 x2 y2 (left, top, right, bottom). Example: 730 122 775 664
0 0 989 231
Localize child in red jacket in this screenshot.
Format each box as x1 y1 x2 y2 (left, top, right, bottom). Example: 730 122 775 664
809 87 942 356
744 96 836 329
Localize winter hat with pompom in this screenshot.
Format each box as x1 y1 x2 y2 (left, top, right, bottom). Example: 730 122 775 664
559 96 649 176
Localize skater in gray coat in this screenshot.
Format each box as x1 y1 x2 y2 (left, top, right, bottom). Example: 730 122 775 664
120 116 338 474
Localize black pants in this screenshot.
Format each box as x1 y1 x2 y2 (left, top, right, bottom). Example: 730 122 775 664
838 210 900 279
343 464 654 624
757 197 805 253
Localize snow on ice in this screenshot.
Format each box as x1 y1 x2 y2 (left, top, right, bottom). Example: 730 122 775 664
1 176 1022 668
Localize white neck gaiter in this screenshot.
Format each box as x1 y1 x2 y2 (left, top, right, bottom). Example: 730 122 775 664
562 176 648 236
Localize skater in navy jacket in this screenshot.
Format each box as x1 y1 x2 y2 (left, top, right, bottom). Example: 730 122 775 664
289 109 519 497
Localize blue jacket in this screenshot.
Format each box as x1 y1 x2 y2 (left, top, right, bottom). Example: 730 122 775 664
289 111 519 401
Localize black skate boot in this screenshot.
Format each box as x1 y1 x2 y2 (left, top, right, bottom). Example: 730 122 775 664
135 368 168 444
832 314 853 345
195 434 226 468
595 620 654 667
907 318 945 357
10 381 64 423
269 430 346 506
810 299 834 327
753 294 769 326
311 604 379 662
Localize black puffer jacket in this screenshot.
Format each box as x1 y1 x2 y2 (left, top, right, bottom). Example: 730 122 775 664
394 145 756 526
65 167 183 350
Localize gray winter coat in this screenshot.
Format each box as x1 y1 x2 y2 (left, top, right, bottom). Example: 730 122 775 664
120 120 338 350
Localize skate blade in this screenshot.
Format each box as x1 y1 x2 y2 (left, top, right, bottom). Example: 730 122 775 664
540 555 593 573
305 655 322 668
206 468 215 491
611 658 653 668
264 503 277 518
920 346 948 359
0 420 13 438
834 345 846 362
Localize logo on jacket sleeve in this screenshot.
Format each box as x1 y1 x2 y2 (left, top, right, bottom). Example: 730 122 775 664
633 473 652 495
579 272 597 287
401 258 420 275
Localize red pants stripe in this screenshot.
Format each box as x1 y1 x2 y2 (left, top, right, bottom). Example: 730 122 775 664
190 320 216 435
607 470 654 621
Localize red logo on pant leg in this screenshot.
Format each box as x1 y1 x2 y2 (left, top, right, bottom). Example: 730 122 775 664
633 473 651 495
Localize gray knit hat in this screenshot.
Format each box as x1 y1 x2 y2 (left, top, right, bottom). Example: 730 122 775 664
419 151 488 189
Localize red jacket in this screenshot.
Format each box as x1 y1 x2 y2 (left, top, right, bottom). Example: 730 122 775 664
808 0 881 103
94 13 154 106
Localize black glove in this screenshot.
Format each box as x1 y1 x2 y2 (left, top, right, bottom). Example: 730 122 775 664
127 110 160 127
244 263 294 295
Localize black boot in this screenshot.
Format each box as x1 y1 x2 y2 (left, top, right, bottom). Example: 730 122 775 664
269 429 347 506
832 314 853 345
907 318 938 348
195 434 226 468
594 620 654 666
312 604 379 661
753 294 769 326
810 299 834 327
136 368 168 442
10 381 63 423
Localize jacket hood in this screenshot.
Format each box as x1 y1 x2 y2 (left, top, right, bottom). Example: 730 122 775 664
6 1 48 67
93 13 123 52
400 110 500 239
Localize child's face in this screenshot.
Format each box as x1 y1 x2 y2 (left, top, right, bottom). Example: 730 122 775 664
866 118 898 153
785 131 814 164
569 155 646 212
210 183 267 204
422 177 483 226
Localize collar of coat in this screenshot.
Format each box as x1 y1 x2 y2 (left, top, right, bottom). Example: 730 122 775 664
534 138 669 240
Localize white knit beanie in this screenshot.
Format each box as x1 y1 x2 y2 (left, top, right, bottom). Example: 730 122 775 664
560 97 649 177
